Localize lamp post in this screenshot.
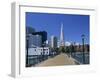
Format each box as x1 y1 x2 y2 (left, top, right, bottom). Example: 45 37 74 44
73 42 76 57
70 43 73 57
81 34 85 64
42 43 45 60
26 35 29 66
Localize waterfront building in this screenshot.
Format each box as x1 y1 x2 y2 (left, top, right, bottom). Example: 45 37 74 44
28 47 50 55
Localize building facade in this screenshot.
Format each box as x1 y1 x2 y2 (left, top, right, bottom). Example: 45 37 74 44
32 31 47 46
28 47 50 55
51 36 58 48
28 34 42 48
26 27 35 34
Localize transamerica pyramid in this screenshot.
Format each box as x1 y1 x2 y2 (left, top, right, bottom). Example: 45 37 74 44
60 23 64 46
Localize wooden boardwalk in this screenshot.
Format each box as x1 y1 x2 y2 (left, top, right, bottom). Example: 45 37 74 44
36 53 77 67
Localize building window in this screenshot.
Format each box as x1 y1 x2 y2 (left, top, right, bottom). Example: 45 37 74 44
35 49 36 51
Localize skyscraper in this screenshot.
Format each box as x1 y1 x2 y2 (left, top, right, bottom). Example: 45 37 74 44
60 23 64 46
51 36 58 48
26 27 35 34
28 34 42 47
32 31 47 46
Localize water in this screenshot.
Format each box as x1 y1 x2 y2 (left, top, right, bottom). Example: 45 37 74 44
71 52 90 64
26 55 49 67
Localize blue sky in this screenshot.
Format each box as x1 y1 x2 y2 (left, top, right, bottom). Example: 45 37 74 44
26 12 89 44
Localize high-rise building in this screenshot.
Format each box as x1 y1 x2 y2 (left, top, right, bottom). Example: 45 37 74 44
57 40 60 48
26 27 35 34
28 34 42 47
60 23 65 46
32 31 47 46
51 36 58 48
45 40 49 47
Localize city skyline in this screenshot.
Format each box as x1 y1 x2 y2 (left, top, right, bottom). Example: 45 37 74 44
26 12 90 44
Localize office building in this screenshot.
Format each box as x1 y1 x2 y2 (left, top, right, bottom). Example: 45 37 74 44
51 36 58 48
28 34 42 48
28 47 50 55
26 27 35 34
60 23 65 46
32 31 47 46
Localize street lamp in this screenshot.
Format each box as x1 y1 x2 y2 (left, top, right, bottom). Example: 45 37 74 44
26 34 29 67
70 43 73 57
81 34 85 64
42 43 45 60
73 42 76 57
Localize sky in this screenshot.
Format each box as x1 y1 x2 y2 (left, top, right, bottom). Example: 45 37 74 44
26 12 89 44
